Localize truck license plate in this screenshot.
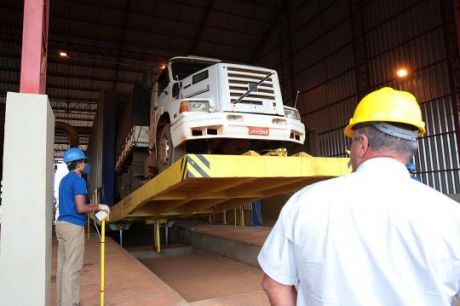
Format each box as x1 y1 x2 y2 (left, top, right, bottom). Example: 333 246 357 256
248 127 269 136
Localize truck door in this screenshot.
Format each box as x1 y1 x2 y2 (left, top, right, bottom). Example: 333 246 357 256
156 68 170 109
148 68 170 155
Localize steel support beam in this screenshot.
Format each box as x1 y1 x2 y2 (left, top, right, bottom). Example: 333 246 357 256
250 3 287 62
113 0 132 90
443 0 460 162
349 0 370 101
189 0 216 54
452 0 460 157
19 0 50 94
277 1 295 106
66 0 271 24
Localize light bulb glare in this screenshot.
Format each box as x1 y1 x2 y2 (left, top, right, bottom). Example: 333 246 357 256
396 68 409 78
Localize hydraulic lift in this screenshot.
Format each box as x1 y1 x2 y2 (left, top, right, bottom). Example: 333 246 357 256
108 153 350 250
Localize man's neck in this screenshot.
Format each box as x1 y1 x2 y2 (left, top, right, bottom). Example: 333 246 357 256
358 149 408 169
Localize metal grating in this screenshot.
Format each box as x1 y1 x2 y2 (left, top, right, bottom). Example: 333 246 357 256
227 65 276 103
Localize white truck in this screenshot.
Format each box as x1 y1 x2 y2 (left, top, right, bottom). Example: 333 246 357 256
147 55 306 174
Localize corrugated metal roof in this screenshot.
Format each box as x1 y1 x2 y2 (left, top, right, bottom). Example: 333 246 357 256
0 0 283 154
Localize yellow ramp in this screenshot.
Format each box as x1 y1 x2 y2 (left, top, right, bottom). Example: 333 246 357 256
109 154 351 222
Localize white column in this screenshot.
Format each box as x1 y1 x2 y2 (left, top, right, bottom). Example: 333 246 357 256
0 92 55 306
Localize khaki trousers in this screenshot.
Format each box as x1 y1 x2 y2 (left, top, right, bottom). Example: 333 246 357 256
56 221 84 306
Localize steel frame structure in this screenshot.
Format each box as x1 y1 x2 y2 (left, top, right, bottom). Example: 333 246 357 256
19 0 49 94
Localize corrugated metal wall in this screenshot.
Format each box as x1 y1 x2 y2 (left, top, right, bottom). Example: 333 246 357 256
255 0 460 194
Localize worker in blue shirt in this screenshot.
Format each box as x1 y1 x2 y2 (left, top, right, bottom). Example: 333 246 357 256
55 147 110 306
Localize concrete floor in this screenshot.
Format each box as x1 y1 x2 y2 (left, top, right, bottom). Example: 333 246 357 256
50 236 187 306
17 221 457 306
49 225 271 306
141 251 268 305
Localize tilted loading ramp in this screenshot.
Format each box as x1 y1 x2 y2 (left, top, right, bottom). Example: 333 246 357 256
109 154 350 223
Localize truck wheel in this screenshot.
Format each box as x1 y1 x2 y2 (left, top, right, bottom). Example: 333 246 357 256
157 123 185 172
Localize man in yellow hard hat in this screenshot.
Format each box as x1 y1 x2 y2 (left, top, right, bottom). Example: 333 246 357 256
258 87 460 306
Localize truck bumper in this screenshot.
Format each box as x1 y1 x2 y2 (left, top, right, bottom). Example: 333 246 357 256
170 112 305 147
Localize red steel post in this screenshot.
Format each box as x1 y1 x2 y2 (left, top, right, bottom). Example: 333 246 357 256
453 0 460 159
19 0 50 94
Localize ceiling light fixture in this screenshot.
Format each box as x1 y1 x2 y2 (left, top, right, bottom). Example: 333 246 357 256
396 67 409 78
59 51 68 58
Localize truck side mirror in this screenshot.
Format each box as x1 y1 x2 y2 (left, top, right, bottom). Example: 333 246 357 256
172 82 180 98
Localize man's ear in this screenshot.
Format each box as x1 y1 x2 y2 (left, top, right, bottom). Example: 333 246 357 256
361 134 369 151
356 134 369 157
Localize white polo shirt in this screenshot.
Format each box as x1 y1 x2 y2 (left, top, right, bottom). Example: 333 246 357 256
258 157 460 306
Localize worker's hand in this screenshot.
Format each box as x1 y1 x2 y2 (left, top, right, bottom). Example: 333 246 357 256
98 204 110 213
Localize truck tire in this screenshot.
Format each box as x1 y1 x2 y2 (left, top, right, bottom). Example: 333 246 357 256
157 123 185 172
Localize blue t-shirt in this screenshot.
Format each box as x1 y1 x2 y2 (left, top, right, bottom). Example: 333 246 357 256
58 171 88 226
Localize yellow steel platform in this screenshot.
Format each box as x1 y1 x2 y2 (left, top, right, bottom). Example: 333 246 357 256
109 154 350 223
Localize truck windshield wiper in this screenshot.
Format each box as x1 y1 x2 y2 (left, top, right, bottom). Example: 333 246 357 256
232 72 273 104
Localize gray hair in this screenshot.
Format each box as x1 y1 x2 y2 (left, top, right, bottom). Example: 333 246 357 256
354 124 418 159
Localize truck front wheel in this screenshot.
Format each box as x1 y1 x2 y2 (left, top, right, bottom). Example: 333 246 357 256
157 123 185 172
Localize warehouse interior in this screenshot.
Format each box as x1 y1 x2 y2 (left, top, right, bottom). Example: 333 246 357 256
1 0 460 305
1 0 458 192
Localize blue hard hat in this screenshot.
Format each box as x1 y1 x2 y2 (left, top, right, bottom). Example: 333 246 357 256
63 147 87 163
406 162 416 171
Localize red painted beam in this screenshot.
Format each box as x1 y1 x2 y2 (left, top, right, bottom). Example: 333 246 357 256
455 0 460 55
19 0 50 94
453 0 460 159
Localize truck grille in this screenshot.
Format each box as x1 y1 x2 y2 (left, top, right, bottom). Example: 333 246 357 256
227 66 276 104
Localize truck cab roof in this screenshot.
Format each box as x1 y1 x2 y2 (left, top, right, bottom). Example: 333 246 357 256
169 56 222 65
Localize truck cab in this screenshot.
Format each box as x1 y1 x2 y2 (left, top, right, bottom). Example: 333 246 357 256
148 56 305 174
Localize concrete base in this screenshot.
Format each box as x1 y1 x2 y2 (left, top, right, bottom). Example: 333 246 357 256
176 222 270 267
189 230 261 267
0 92 54 306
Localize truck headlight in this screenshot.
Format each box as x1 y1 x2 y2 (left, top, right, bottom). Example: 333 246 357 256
179 100 210 113
284 107 301 120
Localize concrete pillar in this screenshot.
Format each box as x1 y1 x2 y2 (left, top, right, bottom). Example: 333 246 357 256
0 92 54 306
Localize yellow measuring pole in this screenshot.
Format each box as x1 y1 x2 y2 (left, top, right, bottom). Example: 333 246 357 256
87 214 90 239
92 187 106 306
100 218 106 306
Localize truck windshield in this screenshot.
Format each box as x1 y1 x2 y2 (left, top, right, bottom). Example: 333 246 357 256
171 62 214 80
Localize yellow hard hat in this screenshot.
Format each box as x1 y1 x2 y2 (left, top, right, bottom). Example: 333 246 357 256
344 87 426 138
